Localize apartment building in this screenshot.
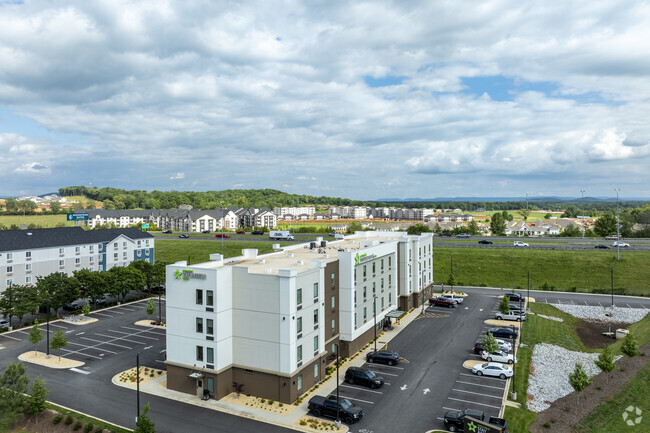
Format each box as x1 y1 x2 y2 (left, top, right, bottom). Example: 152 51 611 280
164 231 433 404
273 207 316 219
0 227 155 293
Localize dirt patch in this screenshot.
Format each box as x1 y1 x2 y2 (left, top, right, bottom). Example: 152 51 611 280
220 392 297 415
529 341 650 433
575 319 628 349
9 409 112 433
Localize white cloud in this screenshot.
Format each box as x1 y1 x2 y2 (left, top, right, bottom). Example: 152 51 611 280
14 162 50 174
169 172 185 180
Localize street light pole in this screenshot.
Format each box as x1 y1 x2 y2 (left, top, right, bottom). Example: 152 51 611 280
611 268 614 308
527 270 530 312
580 190 585 238
373 295 377 354
45 299 50 358
220 201 225 249
136 352 140 423
615 188 620 261
335 343 340 427
158 291 162 325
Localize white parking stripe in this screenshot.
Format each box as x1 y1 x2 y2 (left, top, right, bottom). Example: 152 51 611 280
443 406 463 412
451 389 502 399
120 325 165 335
119 307 137 312
370 371 398 377
50 323 68 329
335 396 375 405
598 302 603 307
584 301 588 306
447 397 501 409
627 304 632 308
108 330 160 340
80 336 132 349
0 334 21 341
91 312 114 318
93 333 146 345
61 348 103 360
66 341 118 354
456 380 505 390
340 384 383 394
109 310 125 314
365 364 404 370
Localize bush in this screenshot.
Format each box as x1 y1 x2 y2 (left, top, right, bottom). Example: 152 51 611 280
73 419 83 430
95 426 104 433
65 415 74 425
53 413 63 424
543 422 551 428
84 423 94 433
621 333 640 357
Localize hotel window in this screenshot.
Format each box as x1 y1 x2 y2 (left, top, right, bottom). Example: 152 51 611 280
314 336 318 351
381 297 385 309
206 290 214 306
363 286 367 300
297 345 303 363
331 272 335 285
314 363 319 378
75 246 81 253
388 256 392 267
196 346 203 362
297 317 302 333
25 251 31 259
114 253 118 259
6 253 12 260
137 240 141 247
59 260 64 266
196 289 203 305
313 309 318 325
75 258 80 264
313 283 318 299
145 249 150 255
389 292 392 304
297 288 302 306
25 276 31 284
331 296 335 309
206 319 214 335
372 282 376 294
381 278 384 289
297 374 303 391
363 307 367 321
146 240 150 246
114 242 118 248
59 248 64 254
331 319 336 333
381 259 384 270
207 347 214 364
363 265 367 278
196 318 203 333
388 275 392 286
89 267 94 272
6 278 13 286
6 266 12 273
123 241 127 247
354 270 357 284
354 313 357 327
372 262 375 273
123 252 127 259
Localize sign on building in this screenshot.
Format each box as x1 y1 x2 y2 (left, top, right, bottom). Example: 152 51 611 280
66 213 89 221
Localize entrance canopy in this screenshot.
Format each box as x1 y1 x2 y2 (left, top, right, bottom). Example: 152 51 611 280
385 310 405 319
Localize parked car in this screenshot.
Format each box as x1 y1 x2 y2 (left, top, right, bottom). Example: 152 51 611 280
474 339 512 354
487 327 518 339
478 239 493 245
162 229 173 234
443 408 485 432
366 349 400 365
508 303 524 312
0 319 10 330
344 367 384 388
178 234 189 238
439 293 464 304
505 292 524 302
456 233 471 238
201 230 210 234
595 244 611 249
429 297 458 308
481 350 515 364
64 298 90 311
496 310 527 322
251 230 264 235
472 362 513 379
215 234 230 238
513 241 529 247
307 396 363 424
612 241 629 247
236 230 246 234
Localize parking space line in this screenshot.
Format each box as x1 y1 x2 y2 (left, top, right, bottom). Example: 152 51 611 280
339 384 383 394
109 310 125 315
119 307 137 312
61 348 103 360
585 301 588 305
456 380 505 390
364 364 404 370
80 336 133 349
108 330 159 340
66 341 118 354
0 334 21 341
598 302 603 307
93 333 146 345
120 326 165 335
627 304 632 308
334 395 375 405
443 406 462 412
447 397 501 409
91 312 114 318
50 323 68 329
451 389 502 399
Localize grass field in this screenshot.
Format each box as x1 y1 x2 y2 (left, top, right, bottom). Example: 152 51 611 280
154 239 293 264
433 247 650 296
472 211 562 221
0 214 76 227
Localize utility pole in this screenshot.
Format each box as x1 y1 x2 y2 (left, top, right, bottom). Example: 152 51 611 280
580 190 585 238
611 268 614 308
526 192 528 211
373 296 377 353
220 201 224 249
335 343 340 428
136 352 140 423
615 188 620 261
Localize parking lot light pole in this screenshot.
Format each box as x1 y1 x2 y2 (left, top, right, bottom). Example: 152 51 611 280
45 298 50 358
335 343 340 428
527 270 530 312
373 295 377 353
220 201 225 249
615 188 621 261
158 291 162 325
136 352 140 423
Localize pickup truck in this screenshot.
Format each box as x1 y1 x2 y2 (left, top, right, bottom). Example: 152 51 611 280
307 395 363 424
464 415 508 433
429 297 458 308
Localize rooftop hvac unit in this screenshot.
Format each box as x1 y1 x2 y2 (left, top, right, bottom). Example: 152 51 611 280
321 241 327 247
310 242 317 249
288 253 294 258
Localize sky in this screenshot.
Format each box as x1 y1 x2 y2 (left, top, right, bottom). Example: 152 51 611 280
1 0 650 200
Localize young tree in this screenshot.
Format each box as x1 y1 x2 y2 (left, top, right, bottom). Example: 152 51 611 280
82 300 91 316
568 362 592 404
134 403 156 433
490 212 506 236
482 333 500 354
498 295 510 315
621 332 640 357
146 298 156 320
28 375 49 420
407 223 430 235
595 345 616 384
593 213 617 237
28 324 43 356
0 361 30 431
50 330 68 361
467 220 480 235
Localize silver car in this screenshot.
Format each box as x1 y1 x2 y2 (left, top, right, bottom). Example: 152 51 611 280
472 362 513 379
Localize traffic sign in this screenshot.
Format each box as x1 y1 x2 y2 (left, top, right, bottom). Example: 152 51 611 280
142 223 150 229
66 213 89 221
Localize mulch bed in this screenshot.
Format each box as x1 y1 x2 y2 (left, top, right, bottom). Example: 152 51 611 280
575 319 629 349
529 341 650 433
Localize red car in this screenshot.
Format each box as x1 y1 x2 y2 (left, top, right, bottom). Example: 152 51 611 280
429 297 458 308
214 234 230 238
236 230 246 234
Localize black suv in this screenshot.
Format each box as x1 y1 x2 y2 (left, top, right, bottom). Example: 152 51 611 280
251 230 264 235
366 350 399 365
505 292 524 302
443 408 485 432
344 367 384 389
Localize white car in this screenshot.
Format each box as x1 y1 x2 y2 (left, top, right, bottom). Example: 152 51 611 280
496 311 527 322
0 319 9 329
513 241 529 247
612 241 629 248
481 350 515 364
439 294 464 304
472 362 514 379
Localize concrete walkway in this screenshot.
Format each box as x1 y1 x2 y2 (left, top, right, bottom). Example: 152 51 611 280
115 306 424 432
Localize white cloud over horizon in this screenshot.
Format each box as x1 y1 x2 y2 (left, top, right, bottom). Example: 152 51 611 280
1 0 650 199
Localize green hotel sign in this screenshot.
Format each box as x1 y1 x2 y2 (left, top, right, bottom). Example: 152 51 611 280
354 252 377 265
174 269 207 280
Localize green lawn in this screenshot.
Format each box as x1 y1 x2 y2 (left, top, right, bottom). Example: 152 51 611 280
154 239 292 264
433 247 650 296
0 214 76 227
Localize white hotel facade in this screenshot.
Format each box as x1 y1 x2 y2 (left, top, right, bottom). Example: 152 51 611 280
165 231 434 403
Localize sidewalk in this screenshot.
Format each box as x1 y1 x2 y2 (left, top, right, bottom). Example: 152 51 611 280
116 306 424 432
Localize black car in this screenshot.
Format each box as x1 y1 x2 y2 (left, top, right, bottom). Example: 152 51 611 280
478 240 493 245
508 303 523 311
366 349 400 365
439 233 451 237
202 230 210 234
595 244 611 249
162 229 172 234
307 396 363 425
344 367 384 389
251 230 264 235
444 408 485 432
178 234 189 238
488 327 518 339
505 292 524 302
473 339 511 354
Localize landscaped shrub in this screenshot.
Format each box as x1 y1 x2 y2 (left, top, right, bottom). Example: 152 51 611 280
65 415 74 425
94 426 104 433
53 413 63 424
84 422 94 432
73 419 83 430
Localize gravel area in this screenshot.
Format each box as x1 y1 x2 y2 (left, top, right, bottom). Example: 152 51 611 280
527 343 622 413
551 304 648 324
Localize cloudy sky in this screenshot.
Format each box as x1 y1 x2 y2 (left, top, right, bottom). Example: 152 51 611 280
1 0 649 200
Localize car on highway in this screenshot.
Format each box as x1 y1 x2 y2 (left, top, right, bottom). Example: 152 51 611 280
456 233 470 238
439 293 464 304
443 408 485 432
307 396 363 424
505 292 524 302
251 230 264 235
474 339 512 354
595 244 611 249
477 239 493 245
366 349 400 365
162 229 173 234
201 230 210 234
612 241 629 247
605 235 620 240
344 367 384 388
487 327 518 339
513 241 529 247
429 297 458 308
236 230 246 234
439 233 451 237
481 350 515 364
496 310 527 322
472 362 513 379
214 234 230 238
178 234 189 238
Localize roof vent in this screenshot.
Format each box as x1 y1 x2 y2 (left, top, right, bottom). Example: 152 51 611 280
297 260 304 265
288 253 295 258
259 259 266 264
